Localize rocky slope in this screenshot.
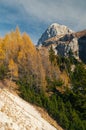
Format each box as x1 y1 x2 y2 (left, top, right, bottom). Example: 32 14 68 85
75 30 86 38
0 88 57 130
38 23 86 62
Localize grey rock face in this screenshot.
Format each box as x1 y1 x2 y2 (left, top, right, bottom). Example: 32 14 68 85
56 37 79 59
38 23 73 45
38 25 86 62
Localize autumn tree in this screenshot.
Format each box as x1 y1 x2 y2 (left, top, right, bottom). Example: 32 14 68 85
49 45 56 64
0 44 5 64
8 59 18 81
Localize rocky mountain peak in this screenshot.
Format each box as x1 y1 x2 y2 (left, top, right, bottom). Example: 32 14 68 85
38 23 73 45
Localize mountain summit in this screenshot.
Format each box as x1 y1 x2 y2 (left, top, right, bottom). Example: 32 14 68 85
37 23 86 61
38 23 73 45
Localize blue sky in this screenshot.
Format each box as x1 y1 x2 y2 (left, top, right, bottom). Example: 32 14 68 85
0 0 86 44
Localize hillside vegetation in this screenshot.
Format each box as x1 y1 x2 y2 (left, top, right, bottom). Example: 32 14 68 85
0 29 86 130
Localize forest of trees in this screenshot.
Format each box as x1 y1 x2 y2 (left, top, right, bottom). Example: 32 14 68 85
0 29 86 130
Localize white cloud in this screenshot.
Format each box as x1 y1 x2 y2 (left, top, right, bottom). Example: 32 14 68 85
0 0 86 43
16 0 86 31
0 0 86 31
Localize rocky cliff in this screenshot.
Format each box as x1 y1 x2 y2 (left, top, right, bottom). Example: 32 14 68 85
38 23 86 62
38 23 73 45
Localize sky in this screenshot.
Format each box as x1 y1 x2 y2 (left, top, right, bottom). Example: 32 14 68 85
0 0 86 44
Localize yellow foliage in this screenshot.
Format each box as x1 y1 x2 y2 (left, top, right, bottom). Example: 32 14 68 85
0 27 61 89
8 59 18 79
0 45 5 61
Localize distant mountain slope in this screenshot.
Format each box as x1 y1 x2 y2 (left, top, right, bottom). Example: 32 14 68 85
0 88 57 130
75 30 86 38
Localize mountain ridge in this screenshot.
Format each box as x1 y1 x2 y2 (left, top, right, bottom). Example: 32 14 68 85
37 23 86 62
38 23 73 45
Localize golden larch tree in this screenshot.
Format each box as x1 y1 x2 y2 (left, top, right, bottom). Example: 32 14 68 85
8 59 18 81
